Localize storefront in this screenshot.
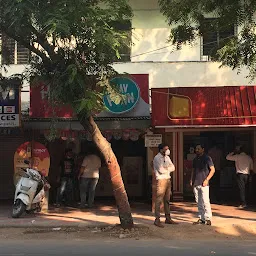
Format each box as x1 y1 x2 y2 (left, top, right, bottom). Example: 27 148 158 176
151 86 256 204
25 74 151 202
0 83 24 200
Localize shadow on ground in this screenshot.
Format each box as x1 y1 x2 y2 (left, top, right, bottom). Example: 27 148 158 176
0 201 256 240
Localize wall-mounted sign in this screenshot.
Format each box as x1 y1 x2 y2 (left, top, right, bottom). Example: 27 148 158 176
99 75 149 117
0 86 20 127
14 141 50 185
103 77 140 114
152 86 256 126
30 74 150 118
145 134 162 147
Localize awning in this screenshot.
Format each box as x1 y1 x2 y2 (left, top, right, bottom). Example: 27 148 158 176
151 86 256 127
23 117 150 131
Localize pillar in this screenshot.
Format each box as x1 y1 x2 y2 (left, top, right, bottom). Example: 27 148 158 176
172 132 184 201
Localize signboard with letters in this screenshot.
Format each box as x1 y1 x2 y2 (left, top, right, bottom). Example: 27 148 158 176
0 86 20 127
145 134 162 147
30 74 149 118
103 77 140 114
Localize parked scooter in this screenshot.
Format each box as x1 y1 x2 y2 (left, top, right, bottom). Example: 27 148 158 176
12 160 50 218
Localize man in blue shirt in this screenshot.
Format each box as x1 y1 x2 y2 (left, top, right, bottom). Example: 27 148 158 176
190 144 215 226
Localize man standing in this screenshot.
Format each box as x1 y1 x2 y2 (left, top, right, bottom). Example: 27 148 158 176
190 144 215 226
57 148 75 207
226 145 253 209
153 144 177 228
78 152 101 208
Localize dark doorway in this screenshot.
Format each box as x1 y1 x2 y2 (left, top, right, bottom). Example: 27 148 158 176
183 130 254 205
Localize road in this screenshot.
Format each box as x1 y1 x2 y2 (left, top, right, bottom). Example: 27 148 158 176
0 239 256 256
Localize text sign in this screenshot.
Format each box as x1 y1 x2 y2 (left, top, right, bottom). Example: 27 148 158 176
0 86 20 127
103 77 140 114
145 134 163 147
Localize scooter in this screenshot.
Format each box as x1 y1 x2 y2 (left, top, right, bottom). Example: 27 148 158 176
12 160 50 218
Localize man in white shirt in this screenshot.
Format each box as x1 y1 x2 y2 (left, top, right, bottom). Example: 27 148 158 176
153 144 177 228
78 152 101 208
226 145 254 209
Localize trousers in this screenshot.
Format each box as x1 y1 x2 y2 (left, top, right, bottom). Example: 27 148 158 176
193 185 212 221
80 178 99 207
155 179 171 219
236 173 249 205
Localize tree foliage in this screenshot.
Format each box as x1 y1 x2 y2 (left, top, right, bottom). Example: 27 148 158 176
0 0 135 228
158 0 256 78
0 0 132 116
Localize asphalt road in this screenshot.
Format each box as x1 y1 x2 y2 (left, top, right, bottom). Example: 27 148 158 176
0 240 255 256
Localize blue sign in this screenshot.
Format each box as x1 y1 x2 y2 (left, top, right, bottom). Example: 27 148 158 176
103 77 140 114
0 86 20 127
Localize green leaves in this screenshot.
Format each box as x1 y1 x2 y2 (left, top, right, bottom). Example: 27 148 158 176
0 0 133 118
158 0 256 79
169 25 196 47
74 90 104 118
65 64 78 84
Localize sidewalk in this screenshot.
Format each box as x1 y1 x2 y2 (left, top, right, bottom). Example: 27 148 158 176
0 202 256 240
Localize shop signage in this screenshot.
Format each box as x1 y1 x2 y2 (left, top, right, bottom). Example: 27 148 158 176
0 86 20 127
145 134 162 147
14 141 50 185
103 77 140 114
30 74 149 118
152 86 256 126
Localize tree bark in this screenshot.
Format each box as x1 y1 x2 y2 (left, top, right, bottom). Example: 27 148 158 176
79 115 134 229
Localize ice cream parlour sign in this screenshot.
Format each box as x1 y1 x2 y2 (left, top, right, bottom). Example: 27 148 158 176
103 77 140 114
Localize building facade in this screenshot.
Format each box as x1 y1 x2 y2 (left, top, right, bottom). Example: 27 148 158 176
1 0 256 203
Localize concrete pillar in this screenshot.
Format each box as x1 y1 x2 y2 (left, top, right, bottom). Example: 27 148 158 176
172 132 184 201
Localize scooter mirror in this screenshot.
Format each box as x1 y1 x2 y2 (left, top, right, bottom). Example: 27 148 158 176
24 160 30 165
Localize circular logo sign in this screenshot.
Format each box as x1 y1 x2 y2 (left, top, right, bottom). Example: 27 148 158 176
103 77 140 114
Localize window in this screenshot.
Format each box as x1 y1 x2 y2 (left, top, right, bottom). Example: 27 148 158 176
201 18 235 58
1 33 30 65
111 20 132 62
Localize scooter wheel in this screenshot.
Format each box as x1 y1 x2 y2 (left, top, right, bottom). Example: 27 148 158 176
12 199 26 218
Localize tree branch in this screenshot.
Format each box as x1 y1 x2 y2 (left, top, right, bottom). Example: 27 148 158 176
28 24 57 61
0 24 53 67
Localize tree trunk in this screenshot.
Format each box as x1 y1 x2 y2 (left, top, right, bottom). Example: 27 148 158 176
79 115 134 229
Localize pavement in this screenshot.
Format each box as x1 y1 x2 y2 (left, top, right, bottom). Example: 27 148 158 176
0 201 256 240
0 239 256 256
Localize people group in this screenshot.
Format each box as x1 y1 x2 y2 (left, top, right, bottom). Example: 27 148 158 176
153 142 255 228
56 146 101 209
55 140 254 226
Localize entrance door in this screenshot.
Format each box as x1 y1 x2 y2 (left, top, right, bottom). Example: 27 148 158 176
183 130 254 203
183 135 208 198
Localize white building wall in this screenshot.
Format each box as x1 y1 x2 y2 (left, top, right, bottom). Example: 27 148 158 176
113 62 252 88
1 0 254 111
130 0 201 62
116 0 253 87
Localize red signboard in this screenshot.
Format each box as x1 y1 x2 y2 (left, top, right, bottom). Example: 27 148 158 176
151 86 256 127
14 141 50 185
30 83 73 118
30 74 149 118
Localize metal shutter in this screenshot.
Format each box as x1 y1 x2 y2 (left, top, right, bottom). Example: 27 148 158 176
0 135 25 199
